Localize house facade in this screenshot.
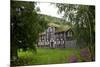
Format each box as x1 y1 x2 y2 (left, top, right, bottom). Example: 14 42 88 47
37 23 76 48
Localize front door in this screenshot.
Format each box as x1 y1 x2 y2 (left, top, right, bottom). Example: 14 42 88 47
51 42 54 48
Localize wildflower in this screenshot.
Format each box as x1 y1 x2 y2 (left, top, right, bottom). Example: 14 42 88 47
68 55 78 63
80 48 91 61
80 48 91 57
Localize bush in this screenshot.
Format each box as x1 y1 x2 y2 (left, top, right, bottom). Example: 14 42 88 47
80 48 91 62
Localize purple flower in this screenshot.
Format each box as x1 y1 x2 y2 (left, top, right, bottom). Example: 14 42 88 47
80 48 90 57
68 55 78 63
80 48 91 61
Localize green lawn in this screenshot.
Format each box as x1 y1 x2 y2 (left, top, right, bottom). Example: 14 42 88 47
17 48 82 66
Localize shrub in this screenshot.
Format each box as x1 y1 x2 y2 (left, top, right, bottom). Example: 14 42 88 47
80 48 91 62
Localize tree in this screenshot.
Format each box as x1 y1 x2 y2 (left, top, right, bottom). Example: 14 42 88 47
11 1 47 64
55 3 95 61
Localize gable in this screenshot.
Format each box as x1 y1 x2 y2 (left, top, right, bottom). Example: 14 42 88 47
48 22 71 32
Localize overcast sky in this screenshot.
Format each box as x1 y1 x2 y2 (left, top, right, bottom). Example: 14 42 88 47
36 2 64 18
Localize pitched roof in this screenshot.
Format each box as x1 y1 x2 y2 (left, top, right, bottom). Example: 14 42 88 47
48 22 71 32
39 22 71 35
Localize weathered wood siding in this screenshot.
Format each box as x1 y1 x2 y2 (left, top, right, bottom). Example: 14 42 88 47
38 27 76 48
65 40 76 48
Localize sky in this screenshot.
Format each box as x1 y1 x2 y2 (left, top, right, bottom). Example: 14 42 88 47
36 2 64 18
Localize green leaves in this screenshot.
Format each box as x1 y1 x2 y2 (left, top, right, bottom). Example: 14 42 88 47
56 4 95 46
56 4 95 60
11 1 47 51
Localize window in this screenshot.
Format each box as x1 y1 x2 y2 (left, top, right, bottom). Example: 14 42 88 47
42 36 44 40
56 34 59 39
61 38 63 40
68 31 72 37
49 27 53 32
57 40 60 44
61 40 64 44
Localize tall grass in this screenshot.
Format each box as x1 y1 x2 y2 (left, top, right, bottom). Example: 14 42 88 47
17 48 82 66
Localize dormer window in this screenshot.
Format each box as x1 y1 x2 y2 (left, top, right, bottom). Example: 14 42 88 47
67 31 72 37
49 27 52 32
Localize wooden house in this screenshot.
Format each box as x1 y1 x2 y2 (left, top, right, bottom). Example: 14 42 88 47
37 23 76 48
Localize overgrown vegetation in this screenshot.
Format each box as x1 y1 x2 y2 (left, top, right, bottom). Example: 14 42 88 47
15 48 91 66
11 1 95 66
11 1 47 66
55 3 95 61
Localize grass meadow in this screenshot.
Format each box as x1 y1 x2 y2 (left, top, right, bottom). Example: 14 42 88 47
16 48 86 66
